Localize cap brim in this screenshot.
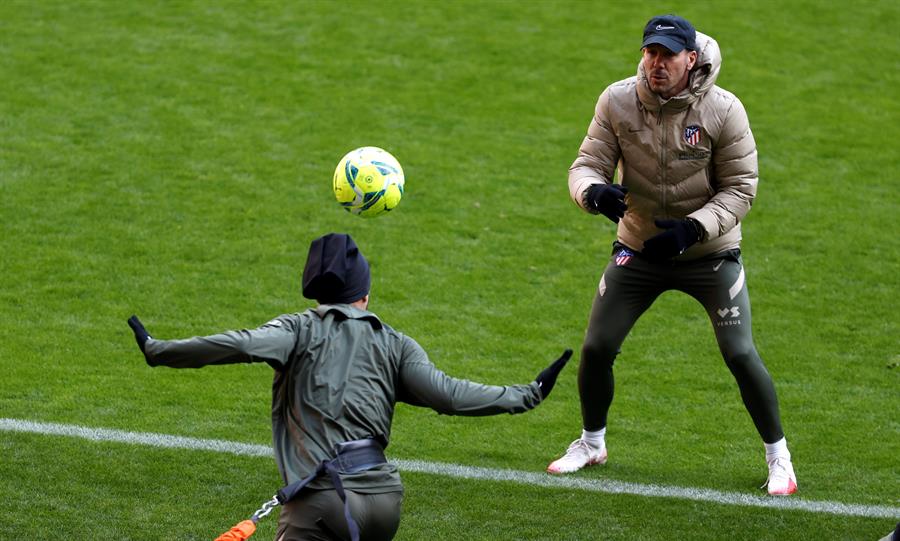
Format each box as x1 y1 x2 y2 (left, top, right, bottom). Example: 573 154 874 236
641 35 685 53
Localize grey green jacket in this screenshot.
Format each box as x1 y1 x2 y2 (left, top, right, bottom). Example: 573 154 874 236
143 303 543 492
568 32 758 260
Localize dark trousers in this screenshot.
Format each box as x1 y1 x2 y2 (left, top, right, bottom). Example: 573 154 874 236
579 244 785 443
275 489 403 541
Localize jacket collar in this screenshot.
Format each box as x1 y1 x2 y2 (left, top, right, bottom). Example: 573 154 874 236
636 31 721 113
315 304 384 330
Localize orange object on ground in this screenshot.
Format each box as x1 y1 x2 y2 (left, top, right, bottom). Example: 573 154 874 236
214 519 257 541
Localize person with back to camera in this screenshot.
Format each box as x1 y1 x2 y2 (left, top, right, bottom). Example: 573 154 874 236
128 232 572 540
546 14 797 496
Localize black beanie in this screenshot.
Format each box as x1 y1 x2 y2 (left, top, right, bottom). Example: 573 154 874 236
301 233 371 304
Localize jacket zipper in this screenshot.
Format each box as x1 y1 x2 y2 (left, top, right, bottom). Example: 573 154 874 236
658 107 667 216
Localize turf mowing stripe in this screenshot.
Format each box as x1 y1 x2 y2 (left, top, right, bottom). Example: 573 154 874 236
2 418 897 519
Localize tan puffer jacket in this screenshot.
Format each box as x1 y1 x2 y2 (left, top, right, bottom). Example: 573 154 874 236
568 32 758 260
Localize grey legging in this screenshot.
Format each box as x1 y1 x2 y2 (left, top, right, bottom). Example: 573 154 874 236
578 245 785 443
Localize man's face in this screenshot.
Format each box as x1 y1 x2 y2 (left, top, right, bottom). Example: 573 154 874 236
641 44 697 98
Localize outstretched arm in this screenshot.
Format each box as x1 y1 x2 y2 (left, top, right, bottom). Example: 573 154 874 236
127 314 297 369
396 337 571 416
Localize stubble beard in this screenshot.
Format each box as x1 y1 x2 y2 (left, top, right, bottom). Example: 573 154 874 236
649 76 673 97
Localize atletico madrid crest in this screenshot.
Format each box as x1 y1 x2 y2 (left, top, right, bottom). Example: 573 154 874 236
684 125 701 146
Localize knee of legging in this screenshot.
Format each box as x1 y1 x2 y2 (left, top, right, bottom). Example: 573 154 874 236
581 339 618 367
723 350 761 374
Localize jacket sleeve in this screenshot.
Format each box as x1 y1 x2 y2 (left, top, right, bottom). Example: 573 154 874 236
396 337 542 415
568 86 621 212
688 96 758 240
143 316 298 369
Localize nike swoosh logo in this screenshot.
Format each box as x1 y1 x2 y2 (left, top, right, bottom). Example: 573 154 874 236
713 261 724 272
656 25 675 30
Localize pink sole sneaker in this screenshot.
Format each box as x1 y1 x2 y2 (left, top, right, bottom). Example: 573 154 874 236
546 441 608 474
764 456 798 496
767 477 797 496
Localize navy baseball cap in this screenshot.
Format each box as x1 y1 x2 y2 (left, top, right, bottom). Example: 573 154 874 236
641 15 696 53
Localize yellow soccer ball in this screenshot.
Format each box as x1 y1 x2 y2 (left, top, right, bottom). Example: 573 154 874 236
333 147 405 218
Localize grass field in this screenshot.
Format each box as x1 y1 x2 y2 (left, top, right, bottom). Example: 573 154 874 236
1 1 898 540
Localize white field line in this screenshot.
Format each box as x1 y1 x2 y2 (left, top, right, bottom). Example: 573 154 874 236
2 418 897 520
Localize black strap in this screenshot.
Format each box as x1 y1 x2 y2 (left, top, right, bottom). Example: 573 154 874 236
324 460 360 541
333 439 387 473
274 461 360 541
276 463 324 505
275 439 387 541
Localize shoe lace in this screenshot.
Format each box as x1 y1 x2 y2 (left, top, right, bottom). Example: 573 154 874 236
566 439 590 455
761 457 791 489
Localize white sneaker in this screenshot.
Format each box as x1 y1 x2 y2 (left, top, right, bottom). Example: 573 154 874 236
547 439 608 474
763 456 797 496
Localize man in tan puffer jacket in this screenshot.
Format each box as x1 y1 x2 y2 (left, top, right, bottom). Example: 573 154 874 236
548 14 798 496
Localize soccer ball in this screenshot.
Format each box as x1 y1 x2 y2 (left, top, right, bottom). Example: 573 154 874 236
333 146 404 218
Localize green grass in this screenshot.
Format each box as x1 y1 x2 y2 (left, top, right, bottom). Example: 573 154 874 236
1 0 898 539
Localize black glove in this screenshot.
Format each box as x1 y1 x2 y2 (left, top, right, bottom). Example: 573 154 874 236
127 315 151 354
535 349 573 399
584 184 628 223
641 218 702 261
